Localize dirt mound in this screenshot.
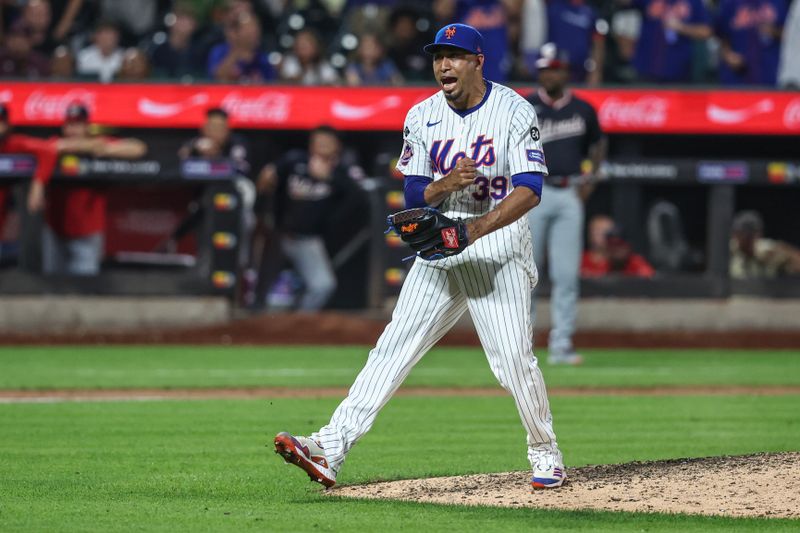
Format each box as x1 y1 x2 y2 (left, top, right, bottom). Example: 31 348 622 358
333 452 800 519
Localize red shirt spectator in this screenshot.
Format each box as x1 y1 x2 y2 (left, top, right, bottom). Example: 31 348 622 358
581 249 655 277
45 103 146 239
39 102 146 275
582 214 655 277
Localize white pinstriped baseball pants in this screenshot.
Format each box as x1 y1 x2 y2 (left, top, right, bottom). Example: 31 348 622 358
313 232 559 472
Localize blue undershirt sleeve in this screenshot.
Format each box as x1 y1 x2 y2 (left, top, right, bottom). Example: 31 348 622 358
403 174 433 208
511 172 543 199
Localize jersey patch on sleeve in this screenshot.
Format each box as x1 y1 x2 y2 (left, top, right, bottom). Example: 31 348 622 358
526 149 545 164
400 142 413 166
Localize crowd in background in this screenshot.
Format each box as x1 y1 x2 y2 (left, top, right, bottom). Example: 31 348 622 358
1 0 799 87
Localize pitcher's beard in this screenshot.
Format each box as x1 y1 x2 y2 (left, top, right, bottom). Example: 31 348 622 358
443 87 464 104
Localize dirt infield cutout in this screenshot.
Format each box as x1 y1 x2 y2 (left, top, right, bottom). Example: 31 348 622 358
2 385 800 403
333 452 799 519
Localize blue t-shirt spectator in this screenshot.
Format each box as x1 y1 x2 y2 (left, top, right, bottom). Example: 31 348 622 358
207 43 274 82
632 0 711 82
457 0 509 82
716 0 787 85
547 0 599 82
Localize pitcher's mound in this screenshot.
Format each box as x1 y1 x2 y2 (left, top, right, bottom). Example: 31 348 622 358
333 452 799 518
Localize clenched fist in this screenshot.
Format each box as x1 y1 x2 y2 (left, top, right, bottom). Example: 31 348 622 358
441 157 478 193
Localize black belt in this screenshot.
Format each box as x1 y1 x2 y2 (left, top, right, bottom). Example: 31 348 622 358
545 175 573 188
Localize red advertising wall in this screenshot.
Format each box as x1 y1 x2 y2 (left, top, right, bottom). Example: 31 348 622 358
2 82 800 135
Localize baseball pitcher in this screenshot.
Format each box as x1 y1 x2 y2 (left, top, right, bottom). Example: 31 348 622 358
275 23 567 490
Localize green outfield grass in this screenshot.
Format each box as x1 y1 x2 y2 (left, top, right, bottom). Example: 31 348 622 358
1 346 798 531
0 346 799 389
1 394 799 532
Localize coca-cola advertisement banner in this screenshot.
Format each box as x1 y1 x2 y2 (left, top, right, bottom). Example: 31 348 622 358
2 83 800 134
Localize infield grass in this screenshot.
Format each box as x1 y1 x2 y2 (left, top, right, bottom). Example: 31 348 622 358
1 394 799 532
0 346 798 389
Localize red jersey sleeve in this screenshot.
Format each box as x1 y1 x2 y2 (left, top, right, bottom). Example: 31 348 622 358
4 135 59 184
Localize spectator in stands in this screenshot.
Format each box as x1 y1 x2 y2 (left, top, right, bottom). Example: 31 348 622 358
582 215 655 277
0 20 50 78
279 28 339 85
39 102 147 276
20 0 56 55
50 44 74 78
117 47 150 80
76 20 123 82
619 0 712 83
256 126 363 311
345 32 403 86
729 210 800 279
50 0 91 44
519 0 547 78
386 7 431 82
7 0 91 49
455 0 512 82
715 0 787 86
545 0 606 84
208 10 274 82
778 0 800 87
607 7 642 82
150 3 206 79
96 0 159 46
0 103 58 239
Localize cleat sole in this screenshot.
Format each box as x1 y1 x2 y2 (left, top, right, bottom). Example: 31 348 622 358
273 433 336 488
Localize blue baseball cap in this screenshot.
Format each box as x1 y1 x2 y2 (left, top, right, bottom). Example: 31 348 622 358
423 23 484 56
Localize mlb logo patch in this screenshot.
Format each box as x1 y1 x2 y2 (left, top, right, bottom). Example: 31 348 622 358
526 149 545 164
441 227 460 249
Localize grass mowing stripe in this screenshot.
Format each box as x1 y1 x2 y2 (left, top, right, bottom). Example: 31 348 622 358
0 346 799 389
0 395 798 532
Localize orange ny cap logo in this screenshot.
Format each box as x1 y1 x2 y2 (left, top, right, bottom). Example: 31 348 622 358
445 26 456 39
401 223 418 233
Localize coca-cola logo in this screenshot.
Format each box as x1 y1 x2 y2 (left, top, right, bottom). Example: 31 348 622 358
783 98 800 129
220 92 291 123
599 96 668 128
24 89 96 121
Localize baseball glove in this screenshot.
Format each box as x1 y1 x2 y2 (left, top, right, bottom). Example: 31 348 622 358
387 207 469 261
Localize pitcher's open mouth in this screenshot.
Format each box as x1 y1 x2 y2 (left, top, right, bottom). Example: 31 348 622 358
441 76 458 91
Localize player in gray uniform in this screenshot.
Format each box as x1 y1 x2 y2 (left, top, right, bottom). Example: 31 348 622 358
527 43 607 365
275 24 568 490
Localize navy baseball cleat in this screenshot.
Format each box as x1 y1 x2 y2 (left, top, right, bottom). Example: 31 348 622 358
274 432 337 488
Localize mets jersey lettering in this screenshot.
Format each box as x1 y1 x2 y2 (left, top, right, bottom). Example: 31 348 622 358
430 135 497 174
397 81 548 218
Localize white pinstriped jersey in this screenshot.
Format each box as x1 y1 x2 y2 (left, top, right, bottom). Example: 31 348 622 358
396 81 549 222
